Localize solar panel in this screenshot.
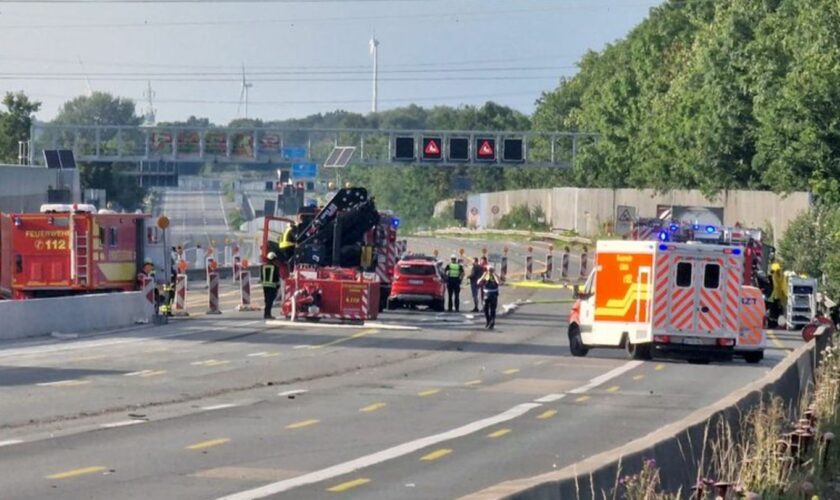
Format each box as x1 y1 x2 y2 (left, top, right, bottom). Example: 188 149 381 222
43 150 61 168
58 149 77 169
323 146 356 168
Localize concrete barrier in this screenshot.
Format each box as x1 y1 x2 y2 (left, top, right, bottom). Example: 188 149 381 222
463 339 823 500
0 292 148 341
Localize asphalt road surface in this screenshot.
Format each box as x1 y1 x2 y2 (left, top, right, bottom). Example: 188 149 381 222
0 239 803 500
160 190 232 249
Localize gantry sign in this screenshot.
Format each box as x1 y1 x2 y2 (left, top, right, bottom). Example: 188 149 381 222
29 123 597 168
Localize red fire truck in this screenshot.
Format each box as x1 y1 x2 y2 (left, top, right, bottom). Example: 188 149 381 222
0 204 167 299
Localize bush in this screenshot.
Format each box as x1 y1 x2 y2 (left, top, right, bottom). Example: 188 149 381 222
495 204 550 231
778 206 840 299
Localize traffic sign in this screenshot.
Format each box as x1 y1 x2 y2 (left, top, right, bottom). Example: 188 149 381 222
157 215 170 230
422 137 442 160
394 136 415 161
470 207 479 216
448 137 469 162
291 162 318 179
491 205 500 215
476 138 496 161
615 205 637 236
451 175 471 191
502 138 524 162
282 147 307 160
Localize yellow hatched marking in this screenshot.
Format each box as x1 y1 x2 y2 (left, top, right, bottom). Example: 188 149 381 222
418 389 440 397
286 419 320 430
359 403 387 413
46 466 107 480
537 410 558 420
464 379 482 386
606 385 620 393
310 329 377 350
420 449 452 461
503 368 520 375
487 428 511 438
655 364 665 371
575 395 590 403
633 375 645 381
140 370 166 378
186 438 230 450
327 478 371 492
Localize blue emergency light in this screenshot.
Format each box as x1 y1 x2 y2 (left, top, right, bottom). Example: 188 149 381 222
732 248 741 255
391 218 400 229
670 224 679 232
658 231 669 242
705 225 716 234
659 244 668 251
692 224 700 231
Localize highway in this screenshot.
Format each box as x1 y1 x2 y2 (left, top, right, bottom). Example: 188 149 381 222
0 238 803 500
160 190 232 249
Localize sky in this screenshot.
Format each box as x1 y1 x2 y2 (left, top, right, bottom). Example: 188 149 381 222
0 0 664 124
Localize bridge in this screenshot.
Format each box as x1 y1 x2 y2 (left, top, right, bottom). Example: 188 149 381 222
29 122 598 169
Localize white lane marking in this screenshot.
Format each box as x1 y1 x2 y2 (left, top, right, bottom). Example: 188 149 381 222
568 361 644 394
216 403 542 500
202 404 238 411
277 389 308 397
36 379 89 387
248 352 269 357
100 420 145 429
293 345 311 350
0 439 23 447
534 394 565 403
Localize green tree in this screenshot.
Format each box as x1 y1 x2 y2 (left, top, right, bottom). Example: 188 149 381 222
0 92 41 164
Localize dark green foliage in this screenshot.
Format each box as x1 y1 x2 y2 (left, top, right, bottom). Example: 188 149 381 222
0 92 41 164
496 205 550 231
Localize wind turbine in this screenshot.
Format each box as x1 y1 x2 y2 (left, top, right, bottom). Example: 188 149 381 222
237 64 253 119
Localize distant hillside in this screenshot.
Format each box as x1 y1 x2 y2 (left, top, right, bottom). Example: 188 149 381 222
533 0 840 201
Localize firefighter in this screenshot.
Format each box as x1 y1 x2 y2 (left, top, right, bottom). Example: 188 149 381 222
444 254 465 312
468 257 483 313
769 262 787 324
278 222 297 263
261 252 281 320
478 264 500 329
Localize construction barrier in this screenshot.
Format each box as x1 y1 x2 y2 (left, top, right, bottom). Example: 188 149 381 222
236 271 259 312
233 255 242 282
562 252 570 279
544 251 554 281
580 251 589 279
173 274 189 316
500 253 508 284
525 247 533 281
141 275 155 321
207 272 222 315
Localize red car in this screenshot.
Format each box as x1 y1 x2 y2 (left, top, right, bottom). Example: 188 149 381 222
388 257 445 311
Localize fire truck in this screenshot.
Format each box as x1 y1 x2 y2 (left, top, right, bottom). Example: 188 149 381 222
0 204 168 300
261 187 400 321
568 239 765 364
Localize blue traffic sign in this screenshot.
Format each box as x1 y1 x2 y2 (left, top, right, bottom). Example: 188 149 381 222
282 147 307 160
291 162 318 179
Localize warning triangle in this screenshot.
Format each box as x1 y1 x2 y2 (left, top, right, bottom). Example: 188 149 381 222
424 140 440 156
479 140 494 157
618 209 633 222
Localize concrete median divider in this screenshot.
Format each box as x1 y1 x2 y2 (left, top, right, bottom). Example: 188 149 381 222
462 338 823 500
0 292 149 341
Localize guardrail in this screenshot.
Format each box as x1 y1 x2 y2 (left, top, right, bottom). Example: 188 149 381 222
414 228 593 245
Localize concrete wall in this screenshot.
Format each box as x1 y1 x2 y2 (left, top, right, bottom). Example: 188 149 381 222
462 188 811 238
0 292 148 341
0 164 81 213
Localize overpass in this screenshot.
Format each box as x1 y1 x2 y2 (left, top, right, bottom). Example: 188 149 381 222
29 122 597 169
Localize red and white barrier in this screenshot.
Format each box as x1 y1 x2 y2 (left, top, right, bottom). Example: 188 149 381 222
525 248 534 281
207 272 222 315
233 255 242 283
544 252 554 281
236 271 259 311
173 274 189 316
140 275 155 322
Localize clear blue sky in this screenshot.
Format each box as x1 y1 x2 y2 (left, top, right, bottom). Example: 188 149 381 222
0 0 663 124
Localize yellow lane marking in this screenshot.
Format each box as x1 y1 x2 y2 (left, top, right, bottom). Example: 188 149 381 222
464 379 482 386
418 389 440 397
655 364 665 371
309 329 378 350
46 466 107 480
249 352 281 358
606 385 620 393
633 375 645 381
359 403 387 413
767 331 789 350
286 419 320 430
37 379 90 387
186 438 230 450
487 428 511 438
420 448 452 461
503 368 520 375
537 410 558 420
141 370 166 378
575 395 590 403
327 478 371 493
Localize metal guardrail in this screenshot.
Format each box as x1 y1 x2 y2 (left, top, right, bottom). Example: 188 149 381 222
29 123 598 168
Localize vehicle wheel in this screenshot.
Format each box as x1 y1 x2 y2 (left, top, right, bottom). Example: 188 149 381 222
625 341 652 360
568 324 589 357
432 299 445 312
744 351 764 364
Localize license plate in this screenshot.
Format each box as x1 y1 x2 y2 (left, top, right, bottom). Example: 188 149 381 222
683 338 705 345
409 280 424 285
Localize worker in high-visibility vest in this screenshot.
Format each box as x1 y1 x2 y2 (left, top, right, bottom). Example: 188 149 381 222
261 252 281 320
769 262 787 324
278 222 297 263
478 265 500 330
444 254 465 312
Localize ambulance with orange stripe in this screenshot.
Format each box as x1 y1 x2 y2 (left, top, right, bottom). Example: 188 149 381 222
568 240 765 364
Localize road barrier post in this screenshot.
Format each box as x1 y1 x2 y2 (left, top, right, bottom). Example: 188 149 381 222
562 249 570 280
544 245 554 281
207 272 222 315
580 247 589 279
173 274 189 316
233 255 242 283
500 247 508 284
526 246 533 281
140 275 155 322
236 271 259 312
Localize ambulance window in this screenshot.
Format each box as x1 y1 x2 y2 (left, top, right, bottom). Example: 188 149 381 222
676 262 692 287
704 264 720 289
98 225 105 246
109 227 118 247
